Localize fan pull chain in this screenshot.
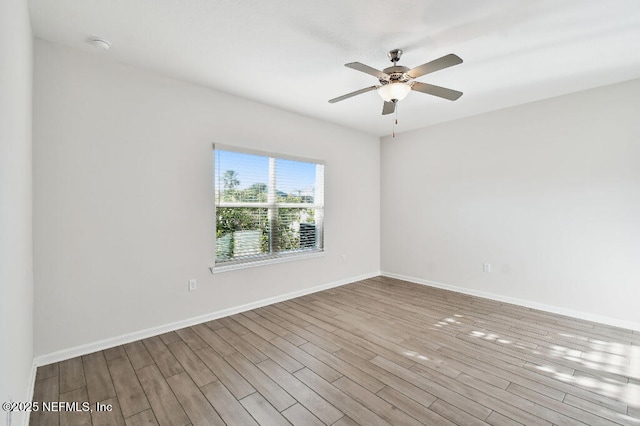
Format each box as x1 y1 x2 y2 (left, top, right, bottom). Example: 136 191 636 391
392 102 398 138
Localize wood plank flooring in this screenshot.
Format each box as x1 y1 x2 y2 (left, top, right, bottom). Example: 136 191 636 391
30 276 640 425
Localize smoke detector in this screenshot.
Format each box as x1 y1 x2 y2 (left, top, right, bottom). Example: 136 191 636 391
90 38 111 50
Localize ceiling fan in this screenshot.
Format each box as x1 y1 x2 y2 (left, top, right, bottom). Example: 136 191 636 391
329 49 463 115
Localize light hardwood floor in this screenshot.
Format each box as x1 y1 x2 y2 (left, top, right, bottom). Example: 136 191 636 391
31 276 640 425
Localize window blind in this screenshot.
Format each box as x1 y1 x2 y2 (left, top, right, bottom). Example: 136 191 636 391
214 145 324 267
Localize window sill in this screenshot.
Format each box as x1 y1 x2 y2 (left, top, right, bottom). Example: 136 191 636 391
210 250 324 274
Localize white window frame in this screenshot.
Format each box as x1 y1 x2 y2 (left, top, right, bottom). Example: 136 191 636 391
211 144 324 273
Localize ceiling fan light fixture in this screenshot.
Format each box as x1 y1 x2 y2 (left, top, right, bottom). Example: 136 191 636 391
377 82 411 102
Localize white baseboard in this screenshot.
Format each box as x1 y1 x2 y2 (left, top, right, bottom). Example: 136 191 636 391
382 271 640 333
33 271 380 367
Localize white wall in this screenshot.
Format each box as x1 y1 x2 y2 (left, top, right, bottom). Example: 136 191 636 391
381 78 640 329
0 0 34 424
33 40 380 358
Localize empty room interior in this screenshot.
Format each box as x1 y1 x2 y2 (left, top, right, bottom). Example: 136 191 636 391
2 1 640 425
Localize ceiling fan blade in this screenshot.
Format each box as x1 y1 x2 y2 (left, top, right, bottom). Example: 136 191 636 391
411 82 463 101
345 62 388 79
328 86 378 103
407 54 463 79
382 101 395 115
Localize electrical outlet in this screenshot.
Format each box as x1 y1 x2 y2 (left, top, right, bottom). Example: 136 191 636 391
483 263 491 273
340 254 346 263
188 279 197 291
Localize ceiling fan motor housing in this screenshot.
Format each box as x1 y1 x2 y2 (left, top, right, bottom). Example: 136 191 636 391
379 65 413 87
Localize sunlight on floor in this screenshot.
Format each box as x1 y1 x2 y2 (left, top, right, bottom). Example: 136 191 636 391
466 326 640 412
402 350 429 361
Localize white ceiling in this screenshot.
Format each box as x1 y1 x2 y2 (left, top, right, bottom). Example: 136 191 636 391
28 0 640 137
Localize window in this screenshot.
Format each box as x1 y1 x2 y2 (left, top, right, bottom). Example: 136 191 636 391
213 145 324 269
